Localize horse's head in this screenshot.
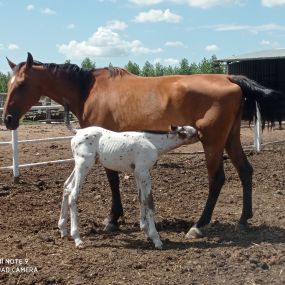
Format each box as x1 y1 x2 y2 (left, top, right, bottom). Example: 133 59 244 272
3 52 42 130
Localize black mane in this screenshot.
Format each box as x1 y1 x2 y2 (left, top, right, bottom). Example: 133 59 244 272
15 60 131 100
43 62 94 100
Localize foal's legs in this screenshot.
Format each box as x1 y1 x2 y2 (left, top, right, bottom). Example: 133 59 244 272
59 156 94 247
134 169 162 249
58 169 75 237
103 169 124 232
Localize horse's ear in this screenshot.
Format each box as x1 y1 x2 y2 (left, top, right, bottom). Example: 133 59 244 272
26 52 34 70
6 57 16 69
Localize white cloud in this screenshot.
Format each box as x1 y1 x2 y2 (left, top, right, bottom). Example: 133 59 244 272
67 24 76 30
173 0 241 9
130 0 163 4
207 23 285 33
41 8 56 15
153 57 180 66
26 4 34 11
66 24 76 30
105 20 128 31
8 44 19 50
261 0 285 7
134 9 182 23
165 41 186 47
164 58 179 65
57 24 162 59
205 44 219 51
260 39 279 47
130 0 241 8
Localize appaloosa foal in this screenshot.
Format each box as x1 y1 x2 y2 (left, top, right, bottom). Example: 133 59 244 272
58 125 198 249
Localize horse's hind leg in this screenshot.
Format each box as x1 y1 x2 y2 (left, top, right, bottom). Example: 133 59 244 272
103 169 124 232
186 143 225 238
225 121 253 225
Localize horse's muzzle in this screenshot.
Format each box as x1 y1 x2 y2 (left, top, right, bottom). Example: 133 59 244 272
4 114 19 130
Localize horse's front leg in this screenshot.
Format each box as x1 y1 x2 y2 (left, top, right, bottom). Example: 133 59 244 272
103 169 124 232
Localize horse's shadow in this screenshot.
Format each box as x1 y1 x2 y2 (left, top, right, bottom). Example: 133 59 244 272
85 218 285 251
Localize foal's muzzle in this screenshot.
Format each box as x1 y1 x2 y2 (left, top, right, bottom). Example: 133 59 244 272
4 114 19 130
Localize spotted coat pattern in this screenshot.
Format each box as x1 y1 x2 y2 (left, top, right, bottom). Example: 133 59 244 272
58 125 198 249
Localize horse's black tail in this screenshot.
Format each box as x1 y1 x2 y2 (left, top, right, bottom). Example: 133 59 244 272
229 75 285 128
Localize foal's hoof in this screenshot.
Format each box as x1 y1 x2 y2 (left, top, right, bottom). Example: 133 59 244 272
75 240 84 249
185 226 204 239
154 240 163 250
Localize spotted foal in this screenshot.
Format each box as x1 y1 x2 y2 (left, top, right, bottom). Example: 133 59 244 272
58 126 198 249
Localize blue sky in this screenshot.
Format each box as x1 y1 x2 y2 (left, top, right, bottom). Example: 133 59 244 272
1 0 285 73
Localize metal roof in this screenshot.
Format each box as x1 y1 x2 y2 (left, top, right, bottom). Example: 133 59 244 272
218 48 285 63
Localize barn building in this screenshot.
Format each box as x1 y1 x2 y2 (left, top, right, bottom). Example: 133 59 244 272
219 49 285 94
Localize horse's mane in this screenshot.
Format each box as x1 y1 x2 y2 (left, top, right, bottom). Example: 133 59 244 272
15 60 131 99
95 67 132 78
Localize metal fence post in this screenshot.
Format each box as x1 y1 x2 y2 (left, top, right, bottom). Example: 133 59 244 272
253 102 262 152
11 130 20 183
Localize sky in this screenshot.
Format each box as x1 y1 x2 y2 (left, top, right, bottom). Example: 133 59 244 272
1 0 285 73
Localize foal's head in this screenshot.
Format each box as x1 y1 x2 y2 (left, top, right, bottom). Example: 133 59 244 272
171 125 198 143
4 52 42 130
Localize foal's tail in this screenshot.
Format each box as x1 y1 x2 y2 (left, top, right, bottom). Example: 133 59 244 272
64 104 77 134
229 75 285 128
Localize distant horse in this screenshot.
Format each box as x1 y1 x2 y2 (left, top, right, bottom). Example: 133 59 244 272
59 125 198 248
3 53 285 238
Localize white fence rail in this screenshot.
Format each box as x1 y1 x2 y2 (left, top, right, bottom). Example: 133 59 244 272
0 105 74 182
0 103 265 182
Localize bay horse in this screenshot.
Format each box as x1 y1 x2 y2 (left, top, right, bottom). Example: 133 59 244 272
59 125 198 248
3 53 285 239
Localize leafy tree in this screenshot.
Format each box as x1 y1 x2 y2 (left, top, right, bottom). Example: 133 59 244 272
64 59 71 64
178 58 191 75
125 61 141 75
163 65 174 75
210 55 225 74
154 62 164 76
141 61 155 77
81 57 96 69
189 62 199 74
0 72 10 93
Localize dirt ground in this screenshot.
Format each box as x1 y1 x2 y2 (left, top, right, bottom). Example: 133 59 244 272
0 123 284 285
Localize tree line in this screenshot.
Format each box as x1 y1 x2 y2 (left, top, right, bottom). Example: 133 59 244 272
0 55 225 93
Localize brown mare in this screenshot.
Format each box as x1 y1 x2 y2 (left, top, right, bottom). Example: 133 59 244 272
4 53 285 238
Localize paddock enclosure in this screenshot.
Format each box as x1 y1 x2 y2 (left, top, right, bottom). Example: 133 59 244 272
0 123 284 285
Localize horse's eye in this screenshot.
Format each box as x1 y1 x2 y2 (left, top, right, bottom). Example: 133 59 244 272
17 82 26 90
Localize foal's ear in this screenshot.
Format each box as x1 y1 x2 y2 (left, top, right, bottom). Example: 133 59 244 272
170 125 178 131
26 52 34 70
6 57 16 69
177 129 187 139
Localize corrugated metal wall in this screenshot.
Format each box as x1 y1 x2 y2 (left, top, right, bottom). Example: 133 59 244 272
227 59 285 93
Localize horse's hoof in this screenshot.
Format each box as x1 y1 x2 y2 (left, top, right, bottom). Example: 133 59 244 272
235 223 249 232
103 222 119 232
185 226 204 239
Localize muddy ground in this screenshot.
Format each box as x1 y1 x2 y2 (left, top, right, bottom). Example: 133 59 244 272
0 124 284 285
